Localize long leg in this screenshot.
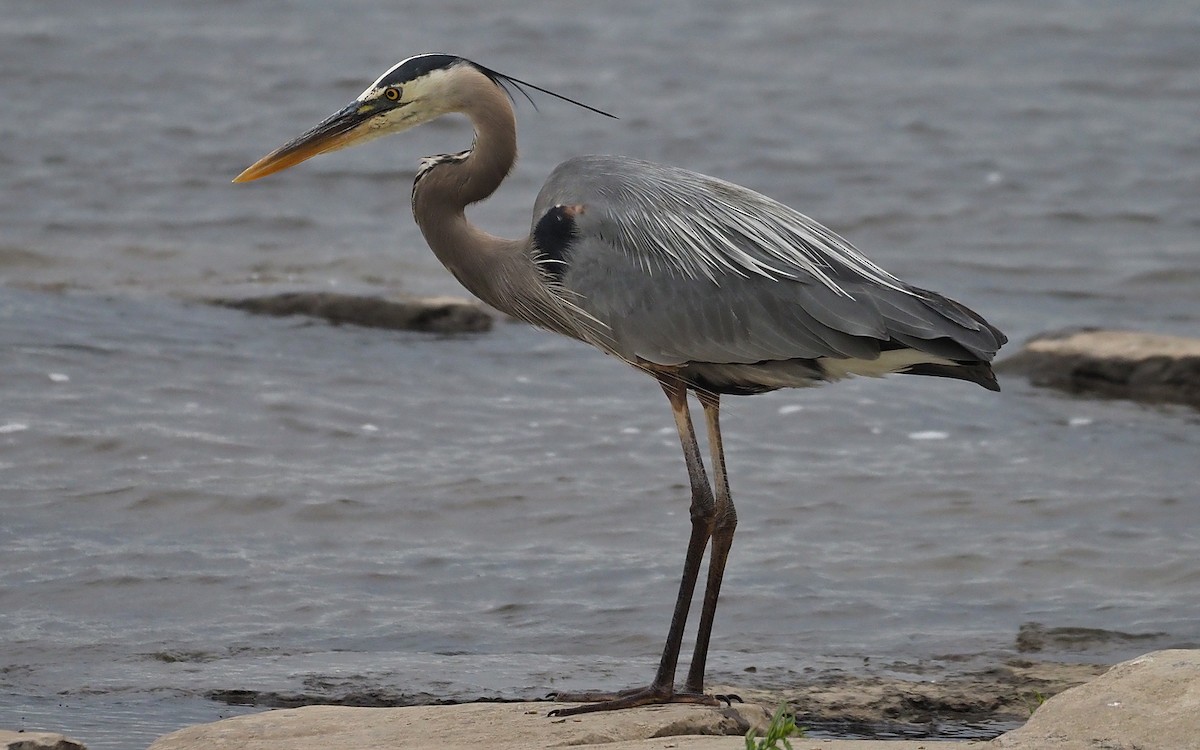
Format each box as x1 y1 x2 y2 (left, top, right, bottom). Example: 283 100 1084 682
684 389 737 694
550 375 720 715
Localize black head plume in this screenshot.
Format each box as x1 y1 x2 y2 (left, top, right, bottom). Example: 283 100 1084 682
374 54 616 120
472 61 618 120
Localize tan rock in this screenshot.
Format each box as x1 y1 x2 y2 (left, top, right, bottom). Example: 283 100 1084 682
998 328 1200 407
145 701 971 750
1024 330 1200 360
989 650 1200 750
0 730 87 750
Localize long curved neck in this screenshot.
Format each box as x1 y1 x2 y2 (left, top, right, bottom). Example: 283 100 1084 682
411 74 521 308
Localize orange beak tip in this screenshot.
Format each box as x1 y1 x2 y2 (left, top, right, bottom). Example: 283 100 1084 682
231 165 259 184
231 161 281 184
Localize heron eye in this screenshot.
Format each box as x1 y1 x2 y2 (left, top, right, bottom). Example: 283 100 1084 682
383 86 402 101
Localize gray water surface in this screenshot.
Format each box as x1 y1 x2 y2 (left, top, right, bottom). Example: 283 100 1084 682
3 2 1199 749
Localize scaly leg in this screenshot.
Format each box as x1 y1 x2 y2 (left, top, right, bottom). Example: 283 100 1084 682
550 375 720 716
683 389 737 694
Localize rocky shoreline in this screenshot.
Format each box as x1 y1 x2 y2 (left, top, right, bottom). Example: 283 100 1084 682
197 653 1106 738
140 651 1200 749
12 651 1198 750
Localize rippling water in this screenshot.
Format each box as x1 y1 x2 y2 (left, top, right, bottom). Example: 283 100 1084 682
3 2 1199 748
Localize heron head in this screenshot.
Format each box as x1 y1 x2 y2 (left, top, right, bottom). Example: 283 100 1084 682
233 53 615 184
233 54 479 183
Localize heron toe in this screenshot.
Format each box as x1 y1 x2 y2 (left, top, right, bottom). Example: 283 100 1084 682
547 685 722 716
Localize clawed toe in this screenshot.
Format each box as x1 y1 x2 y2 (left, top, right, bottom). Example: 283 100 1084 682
547 686 642 704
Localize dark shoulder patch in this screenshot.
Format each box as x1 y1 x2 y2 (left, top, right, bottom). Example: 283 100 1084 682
532 204 584 283
379 54 465 87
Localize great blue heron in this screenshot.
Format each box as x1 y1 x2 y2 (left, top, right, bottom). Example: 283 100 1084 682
234 53 1006 716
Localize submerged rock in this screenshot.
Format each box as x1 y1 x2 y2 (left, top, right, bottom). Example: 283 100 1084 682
1015 621 1168 654
0 730 86 750
998 328 1200 408
210 292 493 334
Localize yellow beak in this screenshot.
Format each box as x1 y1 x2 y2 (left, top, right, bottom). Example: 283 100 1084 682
233 101 380 183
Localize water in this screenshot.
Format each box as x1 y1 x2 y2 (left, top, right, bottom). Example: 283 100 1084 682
3 1 1199 748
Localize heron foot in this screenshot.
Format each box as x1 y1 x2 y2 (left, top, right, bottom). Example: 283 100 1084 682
546 685 647 703
547 685 728 716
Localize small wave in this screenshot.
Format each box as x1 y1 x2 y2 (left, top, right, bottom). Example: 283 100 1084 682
1043 209 1161 225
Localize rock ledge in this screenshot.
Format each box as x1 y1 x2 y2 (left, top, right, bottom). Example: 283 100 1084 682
991 649 1200 749
999 328 1200 407
210 292 493 333
0 730 86 750
148 701 783 750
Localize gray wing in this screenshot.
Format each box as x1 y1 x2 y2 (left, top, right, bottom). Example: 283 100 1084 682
532 155 1005 373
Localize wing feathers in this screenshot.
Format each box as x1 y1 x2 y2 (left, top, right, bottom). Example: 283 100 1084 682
532 155 1006 378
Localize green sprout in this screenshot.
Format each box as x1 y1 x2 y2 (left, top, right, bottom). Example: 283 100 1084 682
1024 691 1048 716
745 703 805 750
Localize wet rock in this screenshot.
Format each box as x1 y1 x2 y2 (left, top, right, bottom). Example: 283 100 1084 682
998 328 1200 407
0 730 87 750
206 686 450 709
1015 621 1168 653
989 649 1200 750
210 292 493 333
725 659 1106 735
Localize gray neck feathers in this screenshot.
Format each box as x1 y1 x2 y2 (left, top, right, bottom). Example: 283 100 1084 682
406 68 606 348
409 71 526 312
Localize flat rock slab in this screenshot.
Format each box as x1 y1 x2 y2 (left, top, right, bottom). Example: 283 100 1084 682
0 730 86 750
145 701 967 750
998 328 1200 407
210 292 493 333
989 649 1200 749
